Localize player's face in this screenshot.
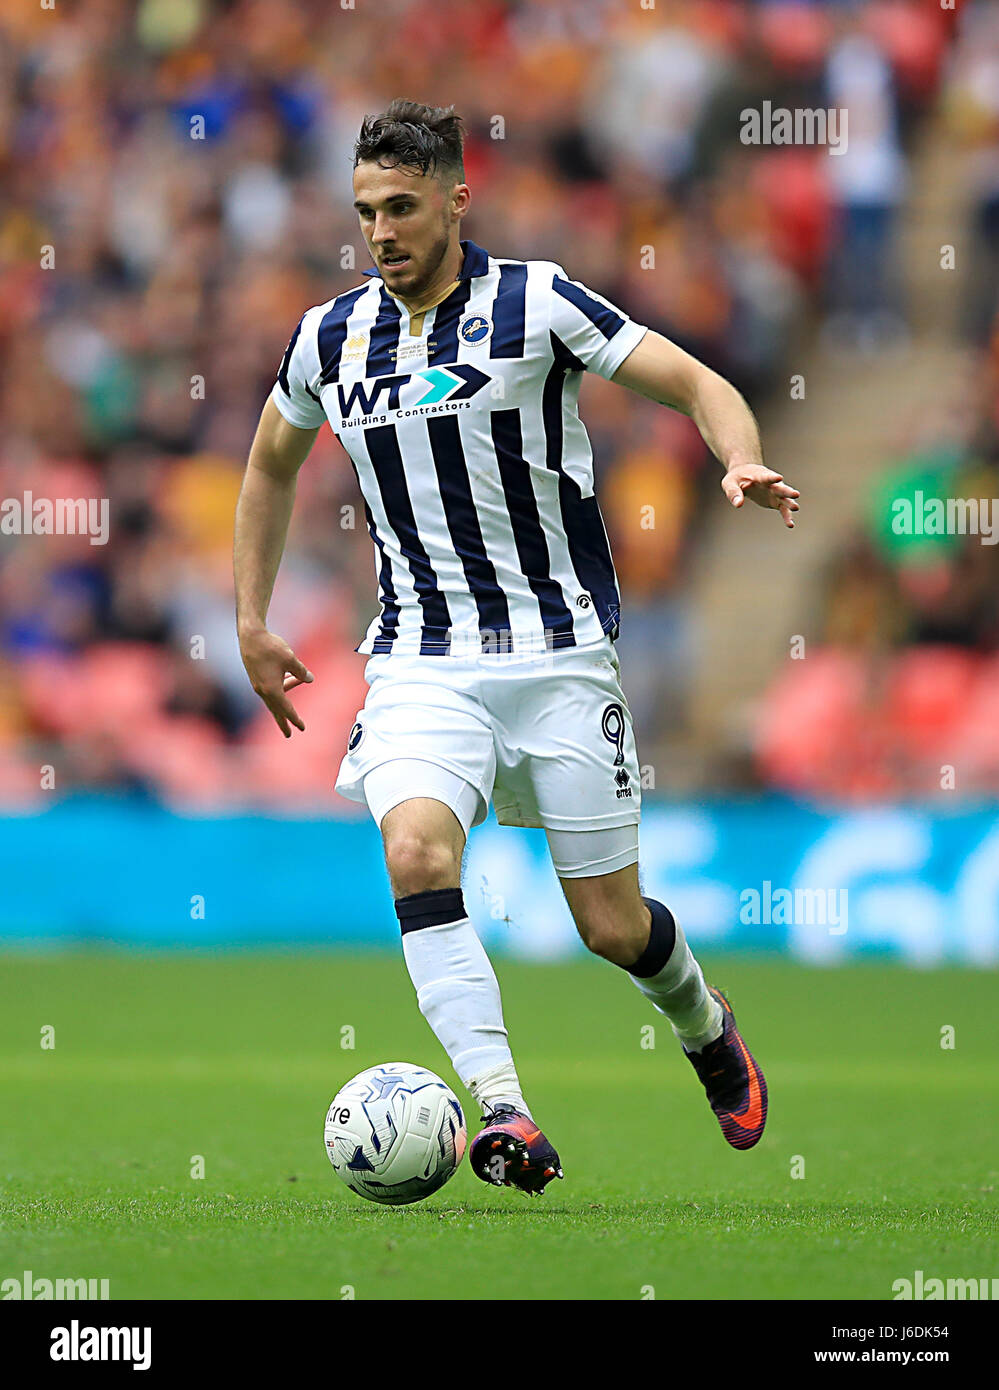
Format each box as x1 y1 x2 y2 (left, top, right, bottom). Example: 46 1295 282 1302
353 162 461 297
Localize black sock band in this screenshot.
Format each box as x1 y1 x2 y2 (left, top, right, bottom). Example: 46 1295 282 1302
395 888 467 935
626 897 677 978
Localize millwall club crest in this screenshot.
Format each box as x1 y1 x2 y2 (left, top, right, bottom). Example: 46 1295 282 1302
458 313 492 344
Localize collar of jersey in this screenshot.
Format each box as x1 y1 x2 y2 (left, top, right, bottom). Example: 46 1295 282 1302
362 239 490 281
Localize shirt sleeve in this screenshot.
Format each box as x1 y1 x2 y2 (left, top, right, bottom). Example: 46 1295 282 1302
547 267 648 380
269 311 327 429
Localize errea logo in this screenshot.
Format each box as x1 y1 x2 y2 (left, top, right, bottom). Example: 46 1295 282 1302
341 332 369 363
335 365 490 424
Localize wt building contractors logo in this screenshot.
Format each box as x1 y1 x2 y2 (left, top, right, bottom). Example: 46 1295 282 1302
335 365 490 426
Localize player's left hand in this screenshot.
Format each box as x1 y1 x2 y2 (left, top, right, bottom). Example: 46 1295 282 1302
721 464 800 528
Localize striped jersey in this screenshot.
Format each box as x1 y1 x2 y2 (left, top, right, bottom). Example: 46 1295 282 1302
270 239 648 656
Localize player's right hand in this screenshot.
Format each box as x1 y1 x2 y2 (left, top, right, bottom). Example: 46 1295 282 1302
238 628 314 737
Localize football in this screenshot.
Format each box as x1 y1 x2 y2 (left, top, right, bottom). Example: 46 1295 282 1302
324 1062 466 1205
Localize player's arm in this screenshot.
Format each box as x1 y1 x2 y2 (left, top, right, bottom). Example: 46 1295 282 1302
234 396 320 736
611 329 800 528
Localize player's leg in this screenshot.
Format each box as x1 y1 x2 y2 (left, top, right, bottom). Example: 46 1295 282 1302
335 666 522 1110
373 776 563 1195
368 772 528 1117
489 647 722 1047
489 644 767 1150
554 839 768 1150
335 667 562 1194
554 850 723 1048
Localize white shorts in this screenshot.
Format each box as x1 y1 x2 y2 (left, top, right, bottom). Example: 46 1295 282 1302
334 639 642 877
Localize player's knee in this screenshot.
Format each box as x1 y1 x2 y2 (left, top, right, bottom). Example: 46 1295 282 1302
570 895 651 967
573 909 638 966
383 830 460 898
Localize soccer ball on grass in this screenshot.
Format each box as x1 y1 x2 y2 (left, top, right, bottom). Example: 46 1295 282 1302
324 1062 466 1205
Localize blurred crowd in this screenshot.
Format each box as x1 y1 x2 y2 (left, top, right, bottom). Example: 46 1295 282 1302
758 0 999 801
0 0 972 808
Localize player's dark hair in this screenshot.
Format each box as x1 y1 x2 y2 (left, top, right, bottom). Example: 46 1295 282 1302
353 99 465 185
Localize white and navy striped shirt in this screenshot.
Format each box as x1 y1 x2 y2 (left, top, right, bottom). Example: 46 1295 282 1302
270 240 648 656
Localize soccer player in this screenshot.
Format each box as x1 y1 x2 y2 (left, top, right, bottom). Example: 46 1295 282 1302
234 100 798 1194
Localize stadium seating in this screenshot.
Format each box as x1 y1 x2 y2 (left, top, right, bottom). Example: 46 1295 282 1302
0 0 976 808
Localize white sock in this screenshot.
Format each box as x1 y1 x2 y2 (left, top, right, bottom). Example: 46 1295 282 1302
630 913 724 1052
399 897 529 1113
466 1060 532 1120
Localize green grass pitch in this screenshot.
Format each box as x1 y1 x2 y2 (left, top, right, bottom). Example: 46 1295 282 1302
1 950 995 1300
